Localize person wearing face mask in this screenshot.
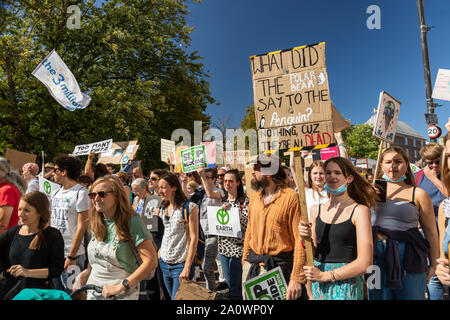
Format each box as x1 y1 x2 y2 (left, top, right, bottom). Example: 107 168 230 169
414 144 448 300
298 157 376 300
368 146 439 300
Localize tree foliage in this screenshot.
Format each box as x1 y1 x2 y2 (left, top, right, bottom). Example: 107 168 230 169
0 0 214 172
342 123 379 159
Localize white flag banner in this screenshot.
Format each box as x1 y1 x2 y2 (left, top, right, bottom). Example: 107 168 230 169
39 172 61 200
32 49 91 111
72 139 113 156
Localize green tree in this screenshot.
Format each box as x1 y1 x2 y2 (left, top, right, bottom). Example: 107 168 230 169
0 0 214 172
240 105 256 131
343 123 379 159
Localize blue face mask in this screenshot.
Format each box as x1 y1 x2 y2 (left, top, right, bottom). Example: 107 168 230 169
324 183 347 195
382 173 407 183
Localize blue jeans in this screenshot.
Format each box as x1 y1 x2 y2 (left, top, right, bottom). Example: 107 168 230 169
52 254 86 294
368 240 427 300
219 254 243 300
158 258 195 300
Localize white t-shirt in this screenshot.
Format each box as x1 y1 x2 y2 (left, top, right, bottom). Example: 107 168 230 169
305 188 329 222
50 184 89 257
26 178 40 194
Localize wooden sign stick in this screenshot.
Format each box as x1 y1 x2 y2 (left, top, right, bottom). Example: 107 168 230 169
293 151 314 266
373 140 385 183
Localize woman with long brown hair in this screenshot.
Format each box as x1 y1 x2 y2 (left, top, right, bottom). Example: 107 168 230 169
158 173 199 299
369 146 438 300
298 157 376 300
0 191 64 299
72 175 157 300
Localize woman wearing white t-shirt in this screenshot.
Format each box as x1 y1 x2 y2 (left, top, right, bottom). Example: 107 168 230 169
305 161 329 221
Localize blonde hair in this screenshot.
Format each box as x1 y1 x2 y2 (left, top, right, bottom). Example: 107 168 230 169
419 143 444 161
89 175 135 242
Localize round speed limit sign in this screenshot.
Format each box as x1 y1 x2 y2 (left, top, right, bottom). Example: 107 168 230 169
427 125 442 139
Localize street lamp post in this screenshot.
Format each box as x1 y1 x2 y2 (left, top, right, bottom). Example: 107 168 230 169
416 0 438 142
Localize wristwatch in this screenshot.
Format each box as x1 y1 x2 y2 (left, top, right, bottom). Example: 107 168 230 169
122 279 130 292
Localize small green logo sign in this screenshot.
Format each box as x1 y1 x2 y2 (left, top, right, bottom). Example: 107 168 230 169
216 209 230 225
43 181 52 195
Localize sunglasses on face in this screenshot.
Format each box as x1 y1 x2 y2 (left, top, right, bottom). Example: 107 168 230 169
224 179 234 184
217 174 225 178
205 175 215 180
88 191 114 199
52 167 63 173
150 177 160 181
425 160 440 166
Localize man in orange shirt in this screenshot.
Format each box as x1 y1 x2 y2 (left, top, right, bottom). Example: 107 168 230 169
243 154 307 300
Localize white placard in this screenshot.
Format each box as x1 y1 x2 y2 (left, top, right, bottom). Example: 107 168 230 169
206 206 241 238
72 139 113 156
432 68 450 102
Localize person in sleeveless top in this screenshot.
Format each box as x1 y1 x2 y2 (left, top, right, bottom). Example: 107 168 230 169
369 146 439 300
299 157 377 300
436 132 450 285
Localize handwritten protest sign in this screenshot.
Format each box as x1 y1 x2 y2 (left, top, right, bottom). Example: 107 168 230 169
72 139 112 156
243 266 288 300
161 139 176 164
250 42 334 152
206 206 241 238
372 91 401 143
180 145 207 173
432 68 450 102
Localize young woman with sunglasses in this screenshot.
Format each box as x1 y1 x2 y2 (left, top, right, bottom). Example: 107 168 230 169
219 169 249 300
72 176 157 300
368 146 439 300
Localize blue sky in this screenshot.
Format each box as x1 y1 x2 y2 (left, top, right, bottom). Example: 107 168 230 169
185 0 450 139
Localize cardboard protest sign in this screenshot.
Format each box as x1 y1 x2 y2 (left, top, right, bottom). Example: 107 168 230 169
72 139 112 156
32 49 91 111
372 91 401 143
140 195 162 233
319 145 339 160
201 141 217 168
97 141 139 165
180 145 207 173
161 139 175 164
250 42 334 152
5 150 37 172
432 68 450 102
331 102 349 132
206 206 242 238
243 266 288 300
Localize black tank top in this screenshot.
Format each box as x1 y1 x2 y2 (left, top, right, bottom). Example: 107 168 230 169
315 204 358 263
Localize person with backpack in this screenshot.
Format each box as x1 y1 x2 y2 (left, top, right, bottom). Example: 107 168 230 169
158 173 199 299
415 143 448 300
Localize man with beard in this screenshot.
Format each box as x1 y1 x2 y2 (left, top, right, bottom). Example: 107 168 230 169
243 154 308 300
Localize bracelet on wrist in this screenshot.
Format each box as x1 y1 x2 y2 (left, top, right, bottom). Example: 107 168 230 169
67 256 77 261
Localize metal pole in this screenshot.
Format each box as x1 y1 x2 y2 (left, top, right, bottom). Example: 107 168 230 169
417 0 437 142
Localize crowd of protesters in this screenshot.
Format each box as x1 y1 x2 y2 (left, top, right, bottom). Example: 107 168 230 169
0 123 449 301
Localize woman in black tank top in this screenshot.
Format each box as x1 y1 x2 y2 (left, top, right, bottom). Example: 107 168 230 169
298 157 377 300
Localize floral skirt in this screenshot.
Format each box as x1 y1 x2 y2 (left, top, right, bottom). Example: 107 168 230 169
311 260 364 300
